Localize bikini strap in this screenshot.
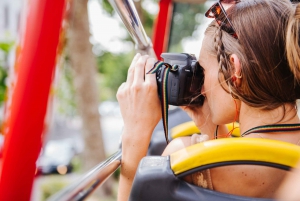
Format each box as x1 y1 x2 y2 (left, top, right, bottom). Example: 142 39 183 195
241 123 300 137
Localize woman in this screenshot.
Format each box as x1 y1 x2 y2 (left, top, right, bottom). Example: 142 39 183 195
277 159 300 200
116 0 300 200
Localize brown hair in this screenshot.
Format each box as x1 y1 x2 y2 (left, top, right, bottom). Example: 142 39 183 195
286 3 300 82
204 0 300 110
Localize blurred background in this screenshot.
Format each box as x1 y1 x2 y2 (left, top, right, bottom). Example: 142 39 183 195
0 0 214 200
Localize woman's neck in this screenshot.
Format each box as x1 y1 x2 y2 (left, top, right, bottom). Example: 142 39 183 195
238 103 300 135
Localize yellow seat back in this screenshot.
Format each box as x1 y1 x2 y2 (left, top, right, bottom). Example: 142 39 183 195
171 138 300 176
171 121 240 139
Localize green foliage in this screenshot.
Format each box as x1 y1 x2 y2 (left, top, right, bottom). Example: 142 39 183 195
0 41 14 53
100 0 156 37
97 51 134 100
71 155 82 173
143 6 156 39
0 41 13 105
168 3 207 52
0 66 8 104
55 56 77 116
101 0 115 16
113 167 120 180
40 177 69 201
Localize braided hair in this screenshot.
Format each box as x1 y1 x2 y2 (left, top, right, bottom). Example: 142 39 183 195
204 0 300 111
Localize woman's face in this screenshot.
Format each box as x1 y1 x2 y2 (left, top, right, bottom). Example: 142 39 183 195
199 36 237 125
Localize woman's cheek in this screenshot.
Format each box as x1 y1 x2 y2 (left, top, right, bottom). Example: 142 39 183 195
202 70 212 96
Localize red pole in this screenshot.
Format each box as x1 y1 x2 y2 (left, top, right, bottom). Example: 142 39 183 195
0 0 65 199
152 0 173 59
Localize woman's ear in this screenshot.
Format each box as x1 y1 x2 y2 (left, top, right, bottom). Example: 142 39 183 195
230 54 242 87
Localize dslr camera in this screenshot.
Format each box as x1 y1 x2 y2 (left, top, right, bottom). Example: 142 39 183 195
156 53 205 106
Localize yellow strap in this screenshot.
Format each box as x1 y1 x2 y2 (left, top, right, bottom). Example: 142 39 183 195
170 138 300 175
171 121 240 138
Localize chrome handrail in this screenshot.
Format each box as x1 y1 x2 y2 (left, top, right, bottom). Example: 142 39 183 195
47 150 122 201
108 0 157 57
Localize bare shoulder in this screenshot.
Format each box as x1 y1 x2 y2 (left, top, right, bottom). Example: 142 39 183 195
211 165 287 198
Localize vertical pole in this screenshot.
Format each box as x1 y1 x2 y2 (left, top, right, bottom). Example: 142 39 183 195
0 0 65 200
152 0 173 59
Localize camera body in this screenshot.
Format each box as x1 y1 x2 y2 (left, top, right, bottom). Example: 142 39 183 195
156 53 205 106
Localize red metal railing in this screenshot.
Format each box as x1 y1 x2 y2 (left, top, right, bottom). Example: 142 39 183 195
0 0 66 200
0 0 173 199
152 0 173 59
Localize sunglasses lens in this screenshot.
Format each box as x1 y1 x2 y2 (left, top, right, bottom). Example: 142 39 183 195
205 2 217 18
211 6 222 18
205 0 238 39
211 5 223 18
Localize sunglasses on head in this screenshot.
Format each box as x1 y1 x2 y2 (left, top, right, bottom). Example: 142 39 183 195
205 0 300 39
205 0 240 39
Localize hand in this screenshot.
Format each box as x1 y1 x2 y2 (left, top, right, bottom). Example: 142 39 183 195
117 54 162 201
117 54 162 136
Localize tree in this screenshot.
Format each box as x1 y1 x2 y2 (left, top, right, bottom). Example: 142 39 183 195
66 0 111 195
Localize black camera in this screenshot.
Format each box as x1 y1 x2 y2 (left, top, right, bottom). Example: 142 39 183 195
155 53 205 106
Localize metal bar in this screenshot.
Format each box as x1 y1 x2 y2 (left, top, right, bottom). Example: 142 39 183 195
108 0 156 57
47 150 122 201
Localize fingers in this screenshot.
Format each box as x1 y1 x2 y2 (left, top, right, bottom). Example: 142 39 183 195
133 55 149 85
145 58 156 84
123 54 157 96
127 53 141 85
116 82 126 101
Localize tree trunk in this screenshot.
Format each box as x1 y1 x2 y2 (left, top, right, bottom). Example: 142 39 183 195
67 0 112 196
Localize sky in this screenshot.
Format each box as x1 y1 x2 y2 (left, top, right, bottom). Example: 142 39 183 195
87 0 159 54
88 0 132 54
88 0 213 57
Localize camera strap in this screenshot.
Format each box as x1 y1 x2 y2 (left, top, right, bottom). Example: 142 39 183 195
147 61 179 144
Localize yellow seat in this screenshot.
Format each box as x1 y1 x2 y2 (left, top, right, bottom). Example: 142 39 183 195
171 121 240 139
129 138 300 201
171 138 300 175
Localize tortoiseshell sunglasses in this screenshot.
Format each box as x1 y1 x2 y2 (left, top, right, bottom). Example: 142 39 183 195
205 0 240 39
